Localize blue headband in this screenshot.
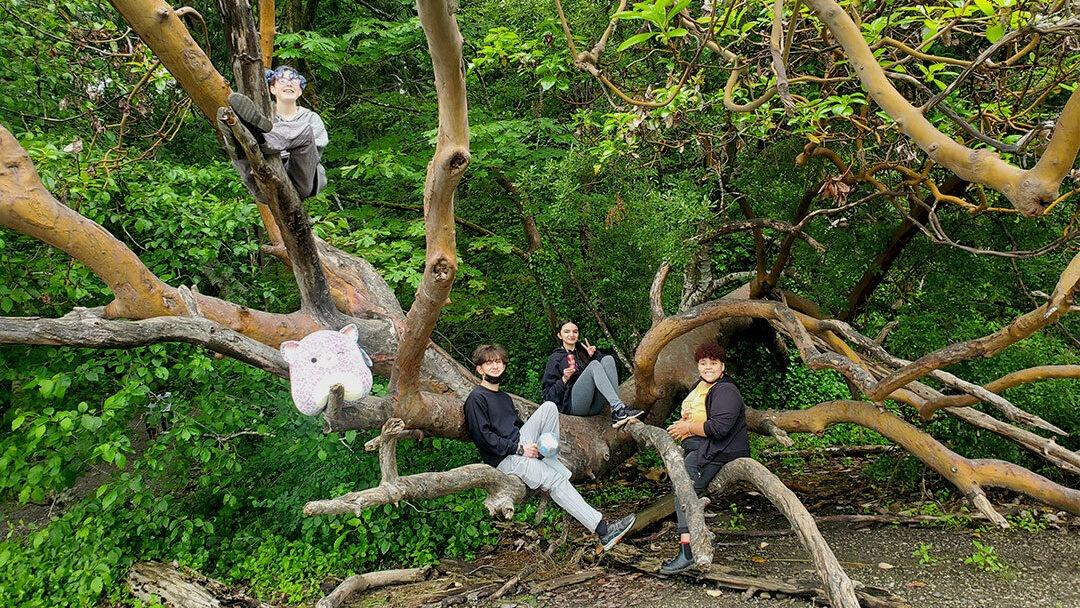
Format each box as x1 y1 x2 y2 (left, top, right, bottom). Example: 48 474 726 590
265 66 307 89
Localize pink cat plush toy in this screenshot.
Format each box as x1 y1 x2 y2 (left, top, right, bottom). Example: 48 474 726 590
280 324 374 416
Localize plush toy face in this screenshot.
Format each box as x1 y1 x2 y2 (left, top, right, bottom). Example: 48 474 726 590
280 324 374 416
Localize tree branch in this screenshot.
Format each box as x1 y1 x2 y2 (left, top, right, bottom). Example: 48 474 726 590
802 0 1080 216
392 0 471 419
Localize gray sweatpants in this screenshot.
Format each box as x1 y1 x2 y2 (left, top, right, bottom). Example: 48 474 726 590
496 401 602 531
569 355 623 416
233 123 325 199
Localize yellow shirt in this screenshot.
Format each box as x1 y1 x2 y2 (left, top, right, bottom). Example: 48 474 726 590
680 380 715 425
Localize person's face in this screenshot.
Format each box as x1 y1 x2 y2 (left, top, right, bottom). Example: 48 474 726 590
476 358 506 379
697 357 725 383
270 72 303 102
558 323 579 346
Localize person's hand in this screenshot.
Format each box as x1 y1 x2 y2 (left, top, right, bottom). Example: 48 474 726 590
522 443 540 459
582 338 597 358
667 420 692 441
561 363 576 382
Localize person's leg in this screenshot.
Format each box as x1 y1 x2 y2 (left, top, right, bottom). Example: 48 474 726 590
571 359 624 414
664 454 729 574
518 401 559 447
267 124 320 199
673 448 704 535
498 454 601 531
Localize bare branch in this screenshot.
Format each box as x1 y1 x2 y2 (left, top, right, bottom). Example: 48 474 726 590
650 262 672 325
392 0 471 419
709 458 860 608
0 310 288 377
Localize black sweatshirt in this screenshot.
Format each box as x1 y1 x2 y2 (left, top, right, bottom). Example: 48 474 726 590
463 385 523 467
699 376 751 463
541 345 596 413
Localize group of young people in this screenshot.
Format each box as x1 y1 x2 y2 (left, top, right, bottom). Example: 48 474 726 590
223 68 751 575
463 321 750 574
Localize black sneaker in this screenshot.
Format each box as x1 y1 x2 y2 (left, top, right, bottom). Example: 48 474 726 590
611 406 644 428
598 514 636 552
659 544 696 575
227 92 273 137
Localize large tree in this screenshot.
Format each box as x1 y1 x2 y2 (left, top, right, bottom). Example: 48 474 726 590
2 0 1078 605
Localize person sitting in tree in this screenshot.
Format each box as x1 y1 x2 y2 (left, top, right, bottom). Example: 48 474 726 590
464 344 636 551
660 342 750 574
541 320 643 427
220 65 328 199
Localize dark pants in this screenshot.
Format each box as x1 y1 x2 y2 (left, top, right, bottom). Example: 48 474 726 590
233 124 323 199
673 438 741 534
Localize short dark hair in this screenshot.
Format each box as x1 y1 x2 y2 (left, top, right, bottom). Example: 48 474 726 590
472 344 508 367
694 342 727 363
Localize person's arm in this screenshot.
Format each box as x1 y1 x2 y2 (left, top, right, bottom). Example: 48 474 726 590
541 356 567 404
309 111 329 151
702 384 744 439
464 394 519 459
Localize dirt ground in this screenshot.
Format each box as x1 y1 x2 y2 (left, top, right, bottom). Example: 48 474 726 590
343 454 1080 608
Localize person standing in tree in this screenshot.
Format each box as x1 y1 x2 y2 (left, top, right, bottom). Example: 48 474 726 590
541 320 643 427
660 342 750 574
464 344 636 551
220 65 328 199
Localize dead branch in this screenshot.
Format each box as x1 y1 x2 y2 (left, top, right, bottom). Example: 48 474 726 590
708 458 860 608
650 261 672 325
747 402 1080 522
0 310 287 378
128 561 274 608
392 0 471 420
303 463 527 519
317 567 430 608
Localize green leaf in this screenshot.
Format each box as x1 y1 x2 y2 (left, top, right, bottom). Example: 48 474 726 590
617 32 656 52
974 0 995 16
985 23 1004 42
11 414 26 431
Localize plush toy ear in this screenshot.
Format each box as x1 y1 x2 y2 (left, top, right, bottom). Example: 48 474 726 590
359 348 373 369
280 340 301 364
339 323 358 342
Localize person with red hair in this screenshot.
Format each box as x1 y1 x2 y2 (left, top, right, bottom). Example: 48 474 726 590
661 341 750 574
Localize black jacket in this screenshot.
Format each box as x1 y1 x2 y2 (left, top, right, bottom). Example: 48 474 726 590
463 385 523 467
699 376 750 463
541 345 596 413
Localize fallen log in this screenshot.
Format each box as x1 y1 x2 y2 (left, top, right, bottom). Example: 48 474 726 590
127 561 274 608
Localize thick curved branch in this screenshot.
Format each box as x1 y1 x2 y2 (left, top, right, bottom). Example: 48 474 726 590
708 458 859 608
748 402 1080 521
924 364 1080 414
803 0 1080 216
392 0 471 419
870 251 1080 400
317 568 430 608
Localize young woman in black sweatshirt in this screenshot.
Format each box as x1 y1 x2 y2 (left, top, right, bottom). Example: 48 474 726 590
540 320 642 427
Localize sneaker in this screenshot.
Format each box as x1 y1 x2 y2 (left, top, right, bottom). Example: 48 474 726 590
597 514 636 552
611 406 644 428
659 544 696 575
227 92 273 137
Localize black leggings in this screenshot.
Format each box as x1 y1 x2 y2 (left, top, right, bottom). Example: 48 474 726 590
674 438 741 534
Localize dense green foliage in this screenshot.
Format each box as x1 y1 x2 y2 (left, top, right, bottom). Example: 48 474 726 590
1 0 1077 605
